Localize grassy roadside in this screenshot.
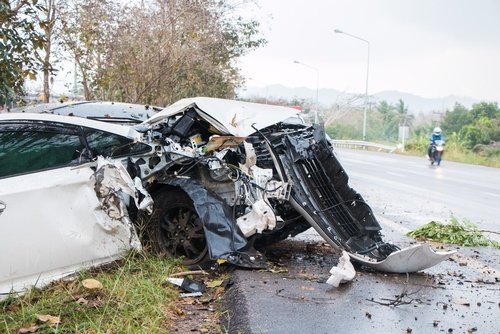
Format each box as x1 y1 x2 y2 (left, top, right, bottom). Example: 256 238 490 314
0 252 201 333
402 136 500 168
402 146 500 168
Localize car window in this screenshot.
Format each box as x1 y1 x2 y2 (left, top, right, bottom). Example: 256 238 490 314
84 129 151 157
0 123 85 178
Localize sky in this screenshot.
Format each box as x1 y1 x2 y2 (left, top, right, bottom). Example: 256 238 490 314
237 0 500 101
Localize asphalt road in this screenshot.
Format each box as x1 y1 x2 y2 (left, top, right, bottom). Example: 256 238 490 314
222 149 500 334
335 148 500 235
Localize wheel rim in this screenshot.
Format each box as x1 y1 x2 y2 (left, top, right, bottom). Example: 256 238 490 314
157 205 208 264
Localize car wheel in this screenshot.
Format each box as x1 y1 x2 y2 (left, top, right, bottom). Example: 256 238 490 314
149 188 208 264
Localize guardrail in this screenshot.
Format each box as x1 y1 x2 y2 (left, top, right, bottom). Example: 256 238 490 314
330 140 399 153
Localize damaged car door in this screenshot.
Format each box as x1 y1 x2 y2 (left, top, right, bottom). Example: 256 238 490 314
0 117 147 297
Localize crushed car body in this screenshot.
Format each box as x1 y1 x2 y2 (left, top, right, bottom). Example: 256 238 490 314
139 97 454 270
0 97 454 298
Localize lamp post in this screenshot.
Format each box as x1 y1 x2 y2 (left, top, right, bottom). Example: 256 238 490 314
334 29 370 142
293 60 319 124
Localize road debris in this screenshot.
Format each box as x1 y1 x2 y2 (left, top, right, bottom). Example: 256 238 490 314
169 270 209 277
179 292 203 298
167 277 206 293
326 251 356 287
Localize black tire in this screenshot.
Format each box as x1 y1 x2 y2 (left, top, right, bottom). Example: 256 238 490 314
148 187 208 265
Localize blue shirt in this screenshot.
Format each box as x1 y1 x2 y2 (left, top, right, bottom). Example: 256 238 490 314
430 133 444 144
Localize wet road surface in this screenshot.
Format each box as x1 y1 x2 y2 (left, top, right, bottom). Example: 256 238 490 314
224 239 498 334
335 148 500 237
222 149 500 334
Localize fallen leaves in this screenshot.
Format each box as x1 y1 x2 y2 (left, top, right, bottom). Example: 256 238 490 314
74 294 105 308
82 278 103 290
18 325 40 333
36 314 60 325
205 279 224 288
18 314 60 333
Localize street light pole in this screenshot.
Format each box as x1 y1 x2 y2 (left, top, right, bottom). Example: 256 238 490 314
293 60 319 124
334 29 370 142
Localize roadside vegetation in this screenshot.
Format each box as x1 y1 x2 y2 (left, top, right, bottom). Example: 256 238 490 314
403 102 500 167
0 253 203 333
407 217 500 249
1 0 266 107
317 98 500 168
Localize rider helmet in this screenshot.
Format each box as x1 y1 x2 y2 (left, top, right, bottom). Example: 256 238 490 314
433 127 442 135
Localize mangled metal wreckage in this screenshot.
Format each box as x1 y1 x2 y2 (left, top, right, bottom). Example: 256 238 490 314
0 97 453 297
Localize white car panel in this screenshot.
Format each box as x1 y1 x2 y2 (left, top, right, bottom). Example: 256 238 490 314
145 97 301 137
349 243 456 273
0 160 140 298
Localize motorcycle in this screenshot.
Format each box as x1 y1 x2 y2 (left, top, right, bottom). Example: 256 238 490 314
430 139 445 165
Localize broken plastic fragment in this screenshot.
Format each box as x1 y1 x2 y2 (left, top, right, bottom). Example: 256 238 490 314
348 243 456 273
167 277 206 293
179 292 203 298
326 251 356 287
236 199 276 237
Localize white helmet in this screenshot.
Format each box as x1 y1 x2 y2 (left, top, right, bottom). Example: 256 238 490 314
433 127 442 135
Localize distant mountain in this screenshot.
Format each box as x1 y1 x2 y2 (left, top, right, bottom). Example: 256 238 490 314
237 84 482 114
373 90 479 114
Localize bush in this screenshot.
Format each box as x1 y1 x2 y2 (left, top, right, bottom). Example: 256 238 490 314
407 217 500 248
325 124 360 140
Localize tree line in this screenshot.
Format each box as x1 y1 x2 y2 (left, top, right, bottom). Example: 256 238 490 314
1 0 265 107
319 96 500 163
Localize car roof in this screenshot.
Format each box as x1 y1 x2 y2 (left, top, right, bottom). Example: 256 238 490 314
0 112 142 140
10 101 161 124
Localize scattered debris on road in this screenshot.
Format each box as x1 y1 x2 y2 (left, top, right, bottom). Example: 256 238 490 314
326 251 356 287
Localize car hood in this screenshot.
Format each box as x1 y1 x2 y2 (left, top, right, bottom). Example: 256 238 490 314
145 97 301 137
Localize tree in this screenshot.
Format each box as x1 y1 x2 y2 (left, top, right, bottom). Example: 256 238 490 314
57 0 265 104
376 100 396 139
323 93 364 127
470 101 499 119
396 99 414 127
0 0 46 105
37 0 59 102
58 0 118 100
442 103 472 135
459 119 492 149
458 103 500 148
106 0 265 105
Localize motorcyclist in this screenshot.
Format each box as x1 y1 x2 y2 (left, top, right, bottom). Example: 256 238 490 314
427 127 445 159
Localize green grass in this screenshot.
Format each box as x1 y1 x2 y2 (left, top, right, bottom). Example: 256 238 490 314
407 217 500 249
1 252 184 333
402 136 500 168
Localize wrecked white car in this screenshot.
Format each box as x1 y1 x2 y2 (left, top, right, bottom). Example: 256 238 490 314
0 97 452 298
